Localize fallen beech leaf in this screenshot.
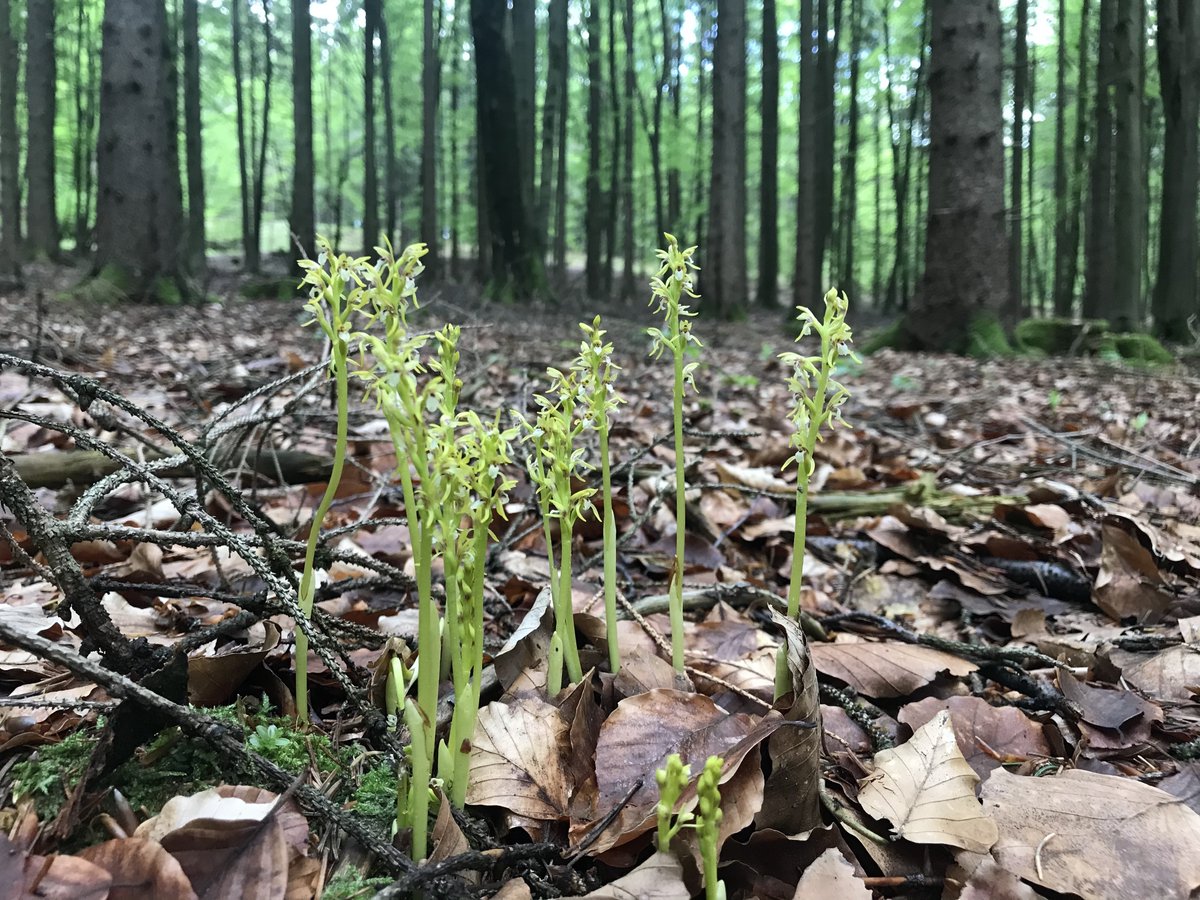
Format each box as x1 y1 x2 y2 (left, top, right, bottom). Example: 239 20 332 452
982 767 1200 900
160 816 289 900
858 710 998 852
135 786 278 843
1 833 112 900
77 837 197 899
1093 525 1173 623
757 611 821 835
563 852 689 900
950 851 1040 900
1108 644 1200 702
466 696 572 821
187 621 281 706
792 848 871 899
898 696 1052 784
811 642 976 698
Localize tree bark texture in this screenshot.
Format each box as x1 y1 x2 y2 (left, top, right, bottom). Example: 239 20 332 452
0 0 22 280
26 0 59 259
421 0 440 272
757 0 779 307
182 0 205 272
706 0 747 316
1083 0 1116 319
290 0 315 263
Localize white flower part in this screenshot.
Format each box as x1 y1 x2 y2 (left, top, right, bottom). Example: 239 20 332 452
405 277 416 293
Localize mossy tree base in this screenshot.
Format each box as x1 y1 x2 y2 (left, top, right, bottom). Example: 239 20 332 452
69 263 196 305
862 313 1012 358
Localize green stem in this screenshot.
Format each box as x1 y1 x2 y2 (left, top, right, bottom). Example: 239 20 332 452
669 343 687 676
558 515 584 684
296 336 350 724
404 699 432 861
599 419 620 673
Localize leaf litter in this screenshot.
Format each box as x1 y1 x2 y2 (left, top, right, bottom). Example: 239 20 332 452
0 287 1199 897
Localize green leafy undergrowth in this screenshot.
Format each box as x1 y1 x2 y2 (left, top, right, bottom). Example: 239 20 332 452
350 761 400 834
321 869 392 900
9 701 358 825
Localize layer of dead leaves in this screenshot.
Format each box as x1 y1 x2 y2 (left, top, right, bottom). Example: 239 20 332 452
2 281 1200 899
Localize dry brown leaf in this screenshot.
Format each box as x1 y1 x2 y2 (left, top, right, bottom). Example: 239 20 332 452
1093 525 1173 623
77 837 198 900
949 851 1040 900
492 878 535 900
858 710 998 852
757 611 822 835
810 642 977 698
897 696 1052 783
160 816 290 899
0 833 112 900
982 767 1200 900
792 848 871 899
1108 644 1200 702
466 696 572 821
135 786 278 842
187 621 280 706
562 852 690 900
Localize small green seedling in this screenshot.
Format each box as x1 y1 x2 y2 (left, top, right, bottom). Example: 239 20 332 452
647 233 703 677
655 753 693 853
776 287 857 698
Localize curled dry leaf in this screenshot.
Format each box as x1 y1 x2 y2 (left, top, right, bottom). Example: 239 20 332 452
810 641 977 699
757 611 822 835
562 852 690 900
983 767 1200 900
160 816 289 900
1093 525 1173 623
858 710 998 853
77 837 198 900
466 696 572 821
187 620 281 706
0 832 112 900
1106 644 1200 703
791 848 871 900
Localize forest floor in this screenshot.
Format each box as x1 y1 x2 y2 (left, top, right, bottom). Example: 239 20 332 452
2 265 1200 899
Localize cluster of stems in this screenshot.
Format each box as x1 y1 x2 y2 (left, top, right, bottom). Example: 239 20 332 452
654 753 727 900
775 287 856 698
646 234 703 676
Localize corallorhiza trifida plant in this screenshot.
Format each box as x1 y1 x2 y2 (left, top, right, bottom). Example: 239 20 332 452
776 287 856 698
647 234 702 679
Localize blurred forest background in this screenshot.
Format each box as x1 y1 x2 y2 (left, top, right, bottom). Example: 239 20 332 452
0 0 1196 349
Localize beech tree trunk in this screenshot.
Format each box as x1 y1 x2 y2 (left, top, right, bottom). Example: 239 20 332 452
380 14 398 250
1110 0 1143 330
757 0 779 308
182 0 205 272
794 0 819 309
362 0 380 257
706 0 747 316
1083 0 1116 319
290 0 315 263
1153 0 1199 341
585 0 603 298
26 0 59 260
0 0 23 282
903 0 1009 350
1009 0 1028 322
511 0 536 223
620 0 635 298
420 0 440 271
93 0 187 298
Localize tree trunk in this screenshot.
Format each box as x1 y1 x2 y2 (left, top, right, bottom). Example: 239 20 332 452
551 0 568 276
470 0 543 299
380 14 398 250
872 92 883 306
706 0 747 316
1059 0 1090 316
0 0 19 282
250 1 273 269
537 0 566 263
1009 0 1028 322
290 0 315 264
1052 0 1070 316
362 0 380 257
585 0 604 298
420 0 439 271
511 0 536 226
93 0 188 299
1110 0 1143 329
605 0 620 293
1152 0 1199 340
794 0 818 309
25 0 59 260
837 0 861 299
71 0 99 254
449 5 462 278
180 0 204 272
665 0 682 229
620 0 635 298
1083 0 1116 319
902 0 1008 350
815 0 835 283
757 0 779 307
232 0 253 270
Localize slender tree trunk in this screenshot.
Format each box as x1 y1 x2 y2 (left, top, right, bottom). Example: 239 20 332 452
815 0 835 283
1009 0 1028 322
837 0 861 298
872 90 883 306
551 0 568 276
707 0 747 316
794 0 818 308
585 0 604 297
665 0 682 229
1084 0 1116 319
758 0 779 307
25 0 59 259
93 0 188 298
620 0 635 297
181 0 204 271
232 0 253 269
72 0 97 253
511 0 536 224
903 0 1009 349
250 1 273 269
0 0 19 281
605 0 620 292
380 13 398 250
1027 45 1040 312
290 0 315 263
420 0 440 270
1061 0 1090 316
1110 0 1143 329
470 0 543 298
449 5 462 278
538 0 566 260
362 0 380 256
1152 0 1199 340
1052 0 1070 315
